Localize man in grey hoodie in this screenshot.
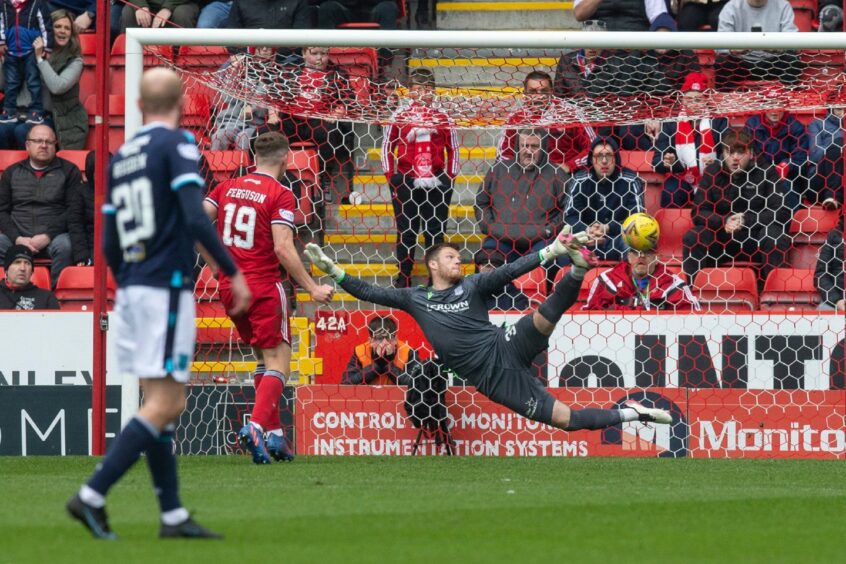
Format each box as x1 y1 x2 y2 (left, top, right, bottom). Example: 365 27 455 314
475 129 568 263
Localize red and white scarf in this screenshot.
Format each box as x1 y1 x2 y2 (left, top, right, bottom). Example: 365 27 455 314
675 118 715 186
403 104 441 188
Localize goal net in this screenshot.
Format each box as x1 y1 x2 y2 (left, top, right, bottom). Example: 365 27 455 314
123 29 845 459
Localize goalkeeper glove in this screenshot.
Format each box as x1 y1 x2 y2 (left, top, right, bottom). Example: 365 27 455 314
538 225 590 264
305 243 346 283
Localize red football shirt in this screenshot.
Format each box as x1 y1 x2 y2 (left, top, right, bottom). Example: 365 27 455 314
205 172 296 280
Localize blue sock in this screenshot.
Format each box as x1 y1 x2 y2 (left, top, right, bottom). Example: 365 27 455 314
145 424 182 513
87 416 158 496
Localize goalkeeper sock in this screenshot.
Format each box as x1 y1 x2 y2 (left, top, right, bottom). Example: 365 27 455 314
86 415 158 498
250 370 285 430
145 424 182 514
565 408 623 431
538 270 583 325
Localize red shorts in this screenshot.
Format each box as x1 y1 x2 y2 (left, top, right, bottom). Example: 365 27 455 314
219 278 290 350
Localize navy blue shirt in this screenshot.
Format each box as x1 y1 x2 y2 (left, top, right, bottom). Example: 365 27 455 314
104 123 234 289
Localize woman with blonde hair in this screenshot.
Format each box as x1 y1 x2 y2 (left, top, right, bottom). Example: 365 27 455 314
32 9 88 149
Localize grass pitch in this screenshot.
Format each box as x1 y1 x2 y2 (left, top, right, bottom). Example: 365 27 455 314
0 456 843 563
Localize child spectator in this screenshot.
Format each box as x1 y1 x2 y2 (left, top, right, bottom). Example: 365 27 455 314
382 68 458 287
277 46 354 203
35 9 87 149
651 72 729 207
0 0 53 126
210 46 279 151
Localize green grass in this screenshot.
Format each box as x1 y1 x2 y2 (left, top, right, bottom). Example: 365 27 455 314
0 457 844 563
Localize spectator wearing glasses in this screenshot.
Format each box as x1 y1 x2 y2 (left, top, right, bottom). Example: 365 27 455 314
564 136 644 261
0 124 81 286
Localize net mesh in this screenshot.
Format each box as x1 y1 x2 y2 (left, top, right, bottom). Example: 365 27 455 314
130 40 846 458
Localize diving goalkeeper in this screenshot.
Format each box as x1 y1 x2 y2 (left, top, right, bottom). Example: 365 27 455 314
305 227 671 431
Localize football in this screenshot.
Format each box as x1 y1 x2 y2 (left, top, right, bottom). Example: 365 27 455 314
621 213 660 252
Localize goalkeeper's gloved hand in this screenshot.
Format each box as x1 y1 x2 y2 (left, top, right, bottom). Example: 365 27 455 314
305 243 346 283
538 225 590 264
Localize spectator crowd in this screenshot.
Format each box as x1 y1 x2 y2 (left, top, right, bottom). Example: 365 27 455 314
0 0 842 317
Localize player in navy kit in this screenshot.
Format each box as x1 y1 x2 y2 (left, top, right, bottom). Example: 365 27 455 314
306 228 672 431
204 132 334 464
67 68 252 540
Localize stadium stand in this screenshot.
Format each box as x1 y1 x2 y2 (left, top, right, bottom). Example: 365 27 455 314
694 267 760 312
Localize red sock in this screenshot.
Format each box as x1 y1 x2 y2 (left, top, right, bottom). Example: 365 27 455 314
250 373 284 430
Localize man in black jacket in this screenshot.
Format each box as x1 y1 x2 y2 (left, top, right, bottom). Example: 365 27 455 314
682 127 792 289
0 124 82 287
226 0 313 35
0 244 59 310
68 151 96 266
815 219 844 311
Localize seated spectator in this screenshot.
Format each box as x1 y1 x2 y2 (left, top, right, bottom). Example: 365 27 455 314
565 136 645 262
341 315 420 385
0 0 53 125
197 0 232 28
573 0 668 31
210 46 279 151
498 71 595 173
585 245 700 310
0 244 59 309
814 217 844 311
119 0 199 33
715 0 802 90
68 150 95 265
382 68 457 288
48 0 96 32
682 127 791 289
316 1 398 68
651 72 729 207
35 9 88 150
473 248 529 311
277 46 354 202
477 128 567 263
675 0 728 31
744 103 808 209
807 106 845 210
0 124 80 287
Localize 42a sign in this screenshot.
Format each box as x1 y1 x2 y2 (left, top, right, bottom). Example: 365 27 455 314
315 311 350 335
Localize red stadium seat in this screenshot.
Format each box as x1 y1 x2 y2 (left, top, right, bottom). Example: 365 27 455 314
54 266 117 310
31 267 50 289
790 0 817 32
110 34 174 95
57 150 90 178
203 150 251 184
760 268 819 310
693 267 759 312
286 149 319 226
0 150 27 173
654 208 693 265
329 47 378 79
194 265 235 345
175 45 230 69
789 206 840 244
513 268 547 307
84 95 125 151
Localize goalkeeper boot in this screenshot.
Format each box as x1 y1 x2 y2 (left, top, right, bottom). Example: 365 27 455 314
66 494 118 540
623 399 673 425
266 432 295 462
160 516 223 540
238 422 272 465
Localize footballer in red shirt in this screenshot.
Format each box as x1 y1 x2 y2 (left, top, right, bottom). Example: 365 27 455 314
204 132 333 464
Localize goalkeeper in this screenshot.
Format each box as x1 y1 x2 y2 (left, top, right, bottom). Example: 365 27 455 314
305 228 671 431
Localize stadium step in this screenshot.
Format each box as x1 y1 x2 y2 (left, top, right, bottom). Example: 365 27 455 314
436 1 579 31
407 55 558 88
319 232 482 263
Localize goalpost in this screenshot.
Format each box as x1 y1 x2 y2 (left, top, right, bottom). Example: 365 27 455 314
105 28 846 459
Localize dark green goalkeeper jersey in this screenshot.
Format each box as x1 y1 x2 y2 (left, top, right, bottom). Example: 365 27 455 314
339 252 542 378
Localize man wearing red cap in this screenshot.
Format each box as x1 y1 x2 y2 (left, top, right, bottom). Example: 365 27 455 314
650 72 729 207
